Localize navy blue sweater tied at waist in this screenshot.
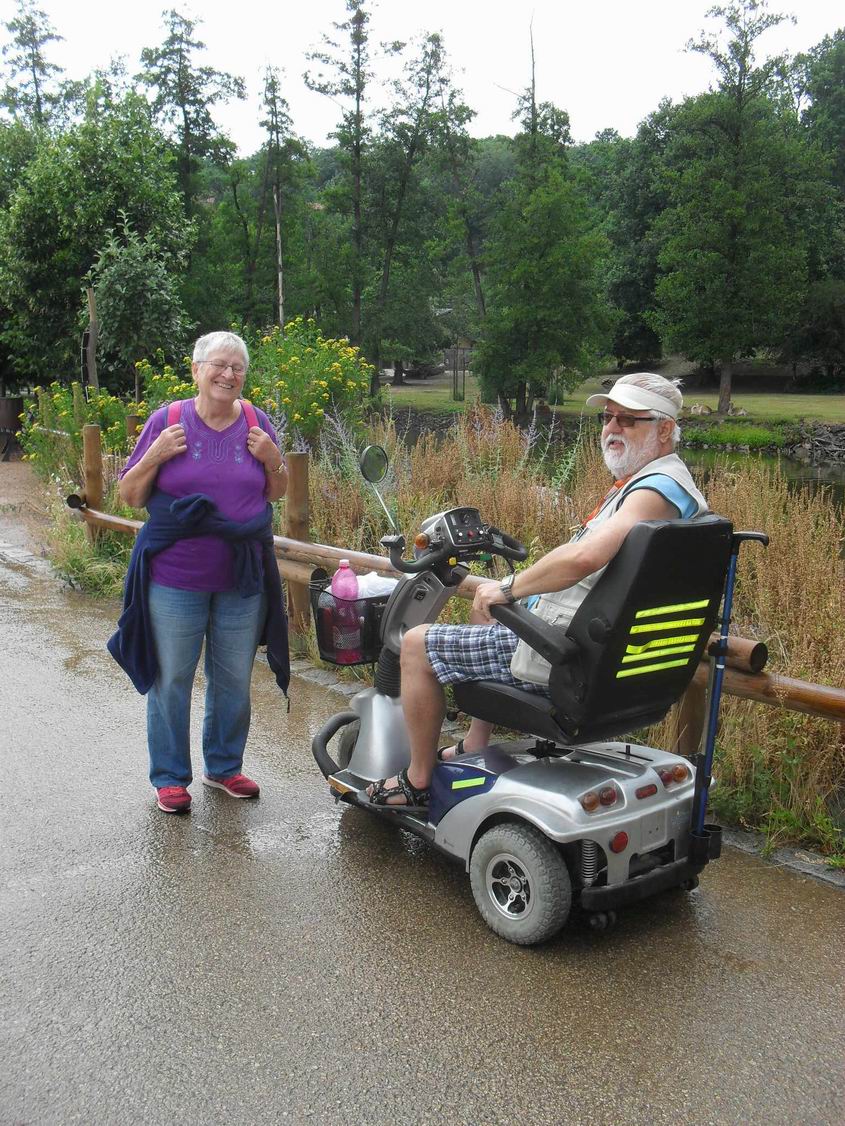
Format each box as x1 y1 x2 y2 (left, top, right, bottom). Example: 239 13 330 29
107 490 290 697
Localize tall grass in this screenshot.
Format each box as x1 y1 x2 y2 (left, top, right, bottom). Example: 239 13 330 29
662 458 845 853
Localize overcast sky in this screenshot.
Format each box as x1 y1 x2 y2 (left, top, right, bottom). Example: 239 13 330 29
0 0 840 153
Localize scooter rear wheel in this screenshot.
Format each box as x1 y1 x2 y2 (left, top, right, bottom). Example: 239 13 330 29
470 822 572 946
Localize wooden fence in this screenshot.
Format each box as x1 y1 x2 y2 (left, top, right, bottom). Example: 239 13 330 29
67 423 845 756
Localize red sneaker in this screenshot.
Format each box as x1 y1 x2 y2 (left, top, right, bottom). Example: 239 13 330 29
202 772 260 799
156 786 192 813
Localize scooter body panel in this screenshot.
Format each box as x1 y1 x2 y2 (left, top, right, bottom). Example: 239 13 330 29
430 741 697 884
346 688 409 781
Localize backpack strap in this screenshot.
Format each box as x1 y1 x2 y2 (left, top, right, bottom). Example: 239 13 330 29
166 400 183 427
240 398 259 430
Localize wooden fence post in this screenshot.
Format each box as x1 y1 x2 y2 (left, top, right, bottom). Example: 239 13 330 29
285 451 311 641
82 423 103 546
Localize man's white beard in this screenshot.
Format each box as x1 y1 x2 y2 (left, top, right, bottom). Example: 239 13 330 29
602 427 663 478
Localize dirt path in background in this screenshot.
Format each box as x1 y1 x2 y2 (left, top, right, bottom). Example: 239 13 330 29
0 456 52 557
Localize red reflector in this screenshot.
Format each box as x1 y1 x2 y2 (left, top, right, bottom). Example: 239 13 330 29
610 831 629 854
636 783 658 799
599 786 617 807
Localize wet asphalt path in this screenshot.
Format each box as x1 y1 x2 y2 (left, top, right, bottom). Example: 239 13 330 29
1 513 844 1126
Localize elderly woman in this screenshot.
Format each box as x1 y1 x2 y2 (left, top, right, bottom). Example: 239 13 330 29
109 331 289 813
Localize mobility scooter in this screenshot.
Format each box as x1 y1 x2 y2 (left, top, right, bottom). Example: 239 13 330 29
311 447 766 945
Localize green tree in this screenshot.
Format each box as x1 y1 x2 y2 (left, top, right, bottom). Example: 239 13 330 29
1 0 62 126
797 29 845 197
0 88 192 382
477 71 609 419
138 9 245 210
363 32 450 386
654 0 823 411
87 217 192 397
305 2 386 348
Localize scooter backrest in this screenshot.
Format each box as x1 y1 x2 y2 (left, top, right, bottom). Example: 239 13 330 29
548 515 733 742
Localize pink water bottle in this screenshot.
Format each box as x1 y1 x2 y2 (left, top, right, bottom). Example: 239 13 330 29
330 560 363 663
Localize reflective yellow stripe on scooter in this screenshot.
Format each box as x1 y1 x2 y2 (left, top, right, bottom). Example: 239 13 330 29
634 599 711 619
452 776 486 790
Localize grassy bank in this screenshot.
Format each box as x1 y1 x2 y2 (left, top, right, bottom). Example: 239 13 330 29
386 373 845 426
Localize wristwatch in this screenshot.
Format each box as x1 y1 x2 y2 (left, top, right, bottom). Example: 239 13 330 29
500 572 517 603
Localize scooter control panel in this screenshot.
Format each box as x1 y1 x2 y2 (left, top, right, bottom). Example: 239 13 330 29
420 507 491 550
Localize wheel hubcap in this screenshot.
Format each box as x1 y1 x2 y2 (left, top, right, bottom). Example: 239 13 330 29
485 852 534 920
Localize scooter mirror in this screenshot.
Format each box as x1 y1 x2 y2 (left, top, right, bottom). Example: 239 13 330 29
359 444 388 484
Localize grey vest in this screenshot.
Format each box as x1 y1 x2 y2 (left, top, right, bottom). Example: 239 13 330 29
509 453 708 686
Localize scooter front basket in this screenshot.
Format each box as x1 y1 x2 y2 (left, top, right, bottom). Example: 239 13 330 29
309 570 388 666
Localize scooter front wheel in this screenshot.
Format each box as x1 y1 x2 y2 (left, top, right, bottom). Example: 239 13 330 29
336 718 360 770
470 823 572 946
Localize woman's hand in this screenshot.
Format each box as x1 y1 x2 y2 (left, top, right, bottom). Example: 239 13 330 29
147 424 187 465
118 424 186 508
247 425 281 468
248 425 288 500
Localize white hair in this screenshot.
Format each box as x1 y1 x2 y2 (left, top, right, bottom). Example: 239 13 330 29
614 372 682 446
193 331 250 371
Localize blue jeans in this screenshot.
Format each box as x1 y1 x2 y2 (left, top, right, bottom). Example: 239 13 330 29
146 582 267 788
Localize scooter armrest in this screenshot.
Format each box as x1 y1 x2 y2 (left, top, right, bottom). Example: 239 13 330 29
490 602 580 666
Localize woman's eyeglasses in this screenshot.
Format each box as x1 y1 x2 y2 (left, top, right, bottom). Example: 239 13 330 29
597 411 659 428
202 359 246 377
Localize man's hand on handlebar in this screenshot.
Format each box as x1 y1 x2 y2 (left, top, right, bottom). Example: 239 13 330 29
473 578 507 623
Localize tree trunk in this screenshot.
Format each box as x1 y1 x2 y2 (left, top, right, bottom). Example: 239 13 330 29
392 360 405 386
717 361 733 414
273 183 285 328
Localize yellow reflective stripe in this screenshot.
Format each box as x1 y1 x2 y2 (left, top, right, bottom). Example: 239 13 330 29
635 600 711 619
452 777 486 791
630 618 706 634
621 644 696 665
616 658 691 679
625 633 699 655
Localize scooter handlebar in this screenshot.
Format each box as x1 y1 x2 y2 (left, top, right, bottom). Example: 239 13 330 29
488 527 529 562
386 538 454 574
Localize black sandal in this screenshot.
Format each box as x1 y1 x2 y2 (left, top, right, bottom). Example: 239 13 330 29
367 767 430 810
436 738 465 762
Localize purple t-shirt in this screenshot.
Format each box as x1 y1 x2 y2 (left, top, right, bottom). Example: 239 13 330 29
121 399 280 592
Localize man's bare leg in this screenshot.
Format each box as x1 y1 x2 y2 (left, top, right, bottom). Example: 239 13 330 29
438 716 494 761
365 624 443 803
437 604 494 759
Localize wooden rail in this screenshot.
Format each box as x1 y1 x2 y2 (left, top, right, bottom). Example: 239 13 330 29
66 426 845 741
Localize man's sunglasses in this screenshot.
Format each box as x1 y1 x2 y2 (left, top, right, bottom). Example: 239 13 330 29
597 411 660 429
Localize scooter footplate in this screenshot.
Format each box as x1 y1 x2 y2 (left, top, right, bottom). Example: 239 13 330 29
327 770 435 839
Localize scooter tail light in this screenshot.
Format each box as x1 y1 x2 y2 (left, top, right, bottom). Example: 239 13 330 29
599 786 617 807
672 764 690 783
580 791 600 812
659 769 674 787
610 831 629 854
414 532 430 550
636 783 658 799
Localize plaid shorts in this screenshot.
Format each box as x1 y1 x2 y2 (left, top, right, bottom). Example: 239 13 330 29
424 623 549 695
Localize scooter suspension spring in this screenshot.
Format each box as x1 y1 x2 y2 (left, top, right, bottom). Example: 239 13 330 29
581 840 599 885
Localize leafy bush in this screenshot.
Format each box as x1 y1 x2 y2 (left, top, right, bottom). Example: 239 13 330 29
19 381 133 484
244 318 375 444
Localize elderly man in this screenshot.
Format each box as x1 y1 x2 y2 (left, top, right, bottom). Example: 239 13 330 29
367 372 707 808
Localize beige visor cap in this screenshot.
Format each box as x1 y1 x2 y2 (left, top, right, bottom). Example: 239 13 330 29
586 378 680 420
